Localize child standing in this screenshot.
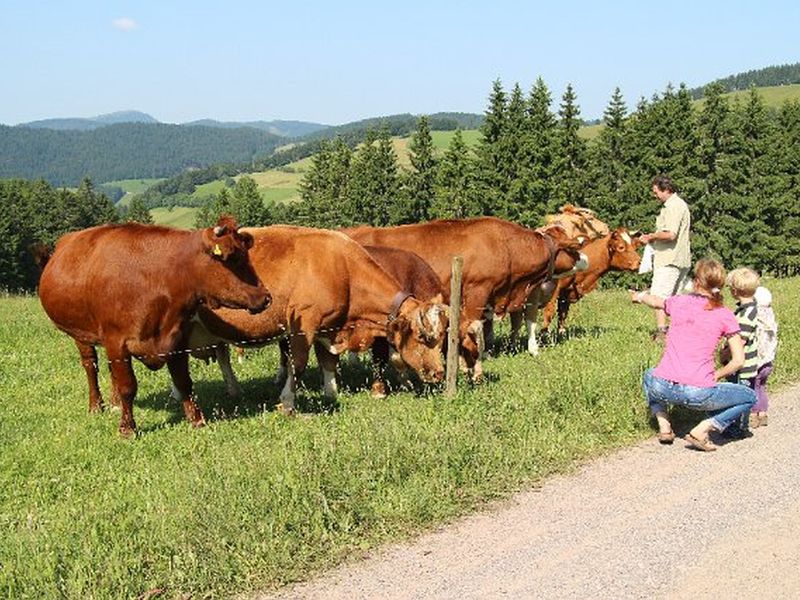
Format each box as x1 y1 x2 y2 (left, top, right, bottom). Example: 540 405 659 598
723 268 761 438
752 285 778 426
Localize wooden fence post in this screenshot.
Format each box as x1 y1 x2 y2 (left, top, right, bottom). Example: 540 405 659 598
445 256 463 397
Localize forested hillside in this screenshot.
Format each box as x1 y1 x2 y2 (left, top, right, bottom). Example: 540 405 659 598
689 62 800 98
0 123 284 186
136 112 484 208
282 79 800 277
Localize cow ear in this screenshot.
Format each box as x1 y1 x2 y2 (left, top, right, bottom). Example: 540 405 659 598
237 230 255 250
201 226 234 260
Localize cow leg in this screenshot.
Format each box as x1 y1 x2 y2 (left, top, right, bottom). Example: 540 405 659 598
274 338 289 385
234 346 246 364
542 293 557 332
467 320 485 382
167 352 206 428
215 344 243 399
557 294 570 335
525 302 540 356
106 348 137 438
508 311 523 351
313 341 339 400
75 341 103 413
278 335 310 415
370 338 390 399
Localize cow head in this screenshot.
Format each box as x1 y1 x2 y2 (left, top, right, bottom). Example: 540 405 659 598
539 223 590 279
608 227 642 272
545 204 610 242
199 215 271 314
387 294 449 383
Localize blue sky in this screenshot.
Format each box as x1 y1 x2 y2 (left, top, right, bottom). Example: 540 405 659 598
1 0 798 126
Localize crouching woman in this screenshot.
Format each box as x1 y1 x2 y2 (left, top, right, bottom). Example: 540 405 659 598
632 257 756 451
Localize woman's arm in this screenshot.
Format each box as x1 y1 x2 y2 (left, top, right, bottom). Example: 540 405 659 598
715 333 745 381
630 290 665 310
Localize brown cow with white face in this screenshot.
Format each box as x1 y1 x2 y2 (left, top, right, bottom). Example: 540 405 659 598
38 215 271 437
509 227 642 354
193 225 449 414
342 217 587 380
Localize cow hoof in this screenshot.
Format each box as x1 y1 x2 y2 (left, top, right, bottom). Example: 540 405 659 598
275 403 296 417
370 382 387 399
191 417 207 429
118 425 137 439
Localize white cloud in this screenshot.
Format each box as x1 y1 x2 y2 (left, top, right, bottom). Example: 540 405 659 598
112 17 137 32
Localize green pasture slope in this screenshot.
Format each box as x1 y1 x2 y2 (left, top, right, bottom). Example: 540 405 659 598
2 279 799 598
105 178 164 207
150 206 198 229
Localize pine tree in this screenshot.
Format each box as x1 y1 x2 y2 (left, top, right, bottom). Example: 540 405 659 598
347 126 400 226
588 87 630 223
230 175 265 226
404 115 437 222
126 196 153 224
499 83 530 222
432 129 478 219
473 79 508 215
524 77 559 225
552 84 587 210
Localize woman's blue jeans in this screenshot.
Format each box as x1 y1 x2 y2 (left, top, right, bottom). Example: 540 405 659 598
643 368 756 432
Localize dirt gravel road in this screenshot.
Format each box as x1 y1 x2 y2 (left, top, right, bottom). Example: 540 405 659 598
257 385 800 600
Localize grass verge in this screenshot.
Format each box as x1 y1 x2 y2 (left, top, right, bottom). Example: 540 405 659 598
1 279 798 598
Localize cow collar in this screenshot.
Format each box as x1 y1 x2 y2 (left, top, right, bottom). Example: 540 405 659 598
388 291 415 323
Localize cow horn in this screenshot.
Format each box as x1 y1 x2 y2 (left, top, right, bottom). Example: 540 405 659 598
213 225 228 236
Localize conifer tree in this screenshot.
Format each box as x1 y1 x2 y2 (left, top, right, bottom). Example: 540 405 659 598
499 83 531 222
230 175 265 226
552 84 587 210
473 79 508 214
126 196 153 224
524 77 559 224
404 115 437 222
588 87 631 222
347 126 400 226
432 129 478 219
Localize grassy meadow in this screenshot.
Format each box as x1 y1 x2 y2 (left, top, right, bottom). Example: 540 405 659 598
2 278 799 598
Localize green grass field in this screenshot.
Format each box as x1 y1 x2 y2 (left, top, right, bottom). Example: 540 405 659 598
3 278 799 598
150 206 198 229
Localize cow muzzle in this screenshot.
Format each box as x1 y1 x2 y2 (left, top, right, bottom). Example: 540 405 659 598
248 290 272 314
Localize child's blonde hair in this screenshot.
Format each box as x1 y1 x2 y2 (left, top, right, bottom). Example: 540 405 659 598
726 267 760 297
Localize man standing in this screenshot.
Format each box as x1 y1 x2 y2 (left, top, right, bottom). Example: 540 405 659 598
639 175 691 340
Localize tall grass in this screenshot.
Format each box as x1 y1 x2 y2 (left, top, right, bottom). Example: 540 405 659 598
1 280 798 598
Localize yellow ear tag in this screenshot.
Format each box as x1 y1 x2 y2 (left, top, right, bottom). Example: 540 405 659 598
212 243 223 256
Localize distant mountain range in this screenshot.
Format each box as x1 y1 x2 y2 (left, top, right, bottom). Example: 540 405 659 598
15 111 331 139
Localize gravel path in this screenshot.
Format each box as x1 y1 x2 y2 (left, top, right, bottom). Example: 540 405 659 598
256 385 800 600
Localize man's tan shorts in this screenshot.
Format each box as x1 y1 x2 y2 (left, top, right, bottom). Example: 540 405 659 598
650 265 690 299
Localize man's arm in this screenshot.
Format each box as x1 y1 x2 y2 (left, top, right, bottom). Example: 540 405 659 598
640 230 677 244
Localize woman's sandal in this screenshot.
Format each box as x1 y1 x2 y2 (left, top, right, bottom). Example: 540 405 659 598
684 433 716 452
657 431 676 444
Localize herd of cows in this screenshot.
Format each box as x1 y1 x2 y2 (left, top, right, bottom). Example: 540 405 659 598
36 206 643 437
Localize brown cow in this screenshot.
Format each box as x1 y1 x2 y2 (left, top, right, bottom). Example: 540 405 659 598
342 217 586 379
193 225 449 414
544 204 610 240
338 244 456 398
38 216 271 437
506 205 611 354
509 227 642 354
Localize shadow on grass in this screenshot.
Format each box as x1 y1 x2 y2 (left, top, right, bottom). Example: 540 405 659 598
490 324 614 355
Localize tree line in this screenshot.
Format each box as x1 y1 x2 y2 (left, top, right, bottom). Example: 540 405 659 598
0 178 126 290
688 61 800 98
266 78 800 277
